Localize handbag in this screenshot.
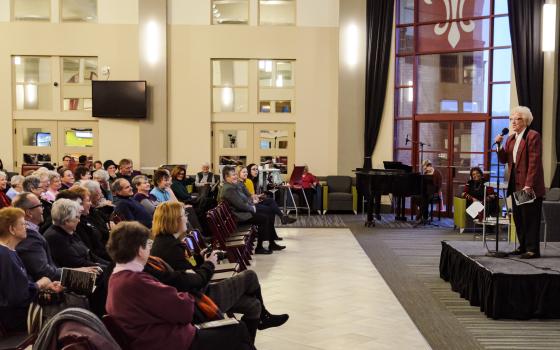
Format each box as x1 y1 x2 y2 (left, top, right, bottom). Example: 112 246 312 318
28 291 90 334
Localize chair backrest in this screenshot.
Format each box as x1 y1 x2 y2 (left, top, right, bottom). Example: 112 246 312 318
102 315 130 350
326 176 352 193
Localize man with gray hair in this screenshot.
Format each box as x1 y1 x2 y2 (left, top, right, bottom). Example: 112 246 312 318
112 178 152 228
6 175 24 200
24 175 53 233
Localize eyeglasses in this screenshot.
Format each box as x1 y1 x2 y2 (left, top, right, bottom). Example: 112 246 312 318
27 203 43 210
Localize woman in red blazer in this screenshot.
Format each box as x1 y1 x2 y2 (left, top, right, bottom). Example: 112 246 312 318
496 106 545 259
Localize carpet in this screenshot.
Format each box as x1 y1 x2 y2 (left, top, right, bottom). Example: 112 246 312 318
274 214 346 228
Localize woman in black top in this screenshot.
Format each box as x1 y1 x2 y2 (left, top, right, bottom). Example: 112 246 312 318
461 167 498 217
150 202 288 342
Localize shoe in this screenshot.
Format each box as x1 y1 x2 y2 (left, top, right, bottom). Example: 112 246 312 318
255 247 273 255
520 251 540 259
281 215 297 225
274 237 284 241
258 313 289 330
509 249 525 256
269 243 286 251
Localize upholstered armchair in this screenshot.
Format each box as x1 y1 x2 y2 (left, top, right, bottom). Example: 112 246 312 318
322 176 357 214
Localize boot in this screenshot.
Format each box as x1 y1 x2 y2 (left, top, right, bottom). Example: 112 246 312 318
258 309 289 330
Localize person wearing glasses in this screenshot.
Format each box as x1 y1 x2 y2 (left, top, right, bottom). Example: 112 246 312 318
106 221 255 350
13 193 100 281
496 106 546 259
0 207 63 332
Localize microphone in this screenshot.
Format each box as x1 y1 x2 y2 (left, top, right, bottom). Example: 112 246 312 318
493 127 509 146
405 134 410 146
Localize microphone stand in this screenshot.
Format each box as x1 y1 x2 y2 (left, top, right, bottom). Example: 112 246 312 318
486 141 508 258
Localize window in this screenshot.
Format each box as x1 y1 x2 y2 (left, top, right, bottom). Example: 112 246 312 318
212 0 249 25
13 56 52 111
258 60 294 114
212 60 249 113
61 0 97 22
62 57 97 111
13 0 50 21
259 0 295 26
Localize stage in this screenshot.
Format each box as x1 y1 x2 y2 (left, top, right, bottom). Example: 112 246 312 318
440 240 560 319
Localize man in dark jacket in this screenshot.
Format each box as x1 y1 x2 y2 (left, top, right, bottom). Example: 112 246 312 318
219 166 284 254
112 178 153 228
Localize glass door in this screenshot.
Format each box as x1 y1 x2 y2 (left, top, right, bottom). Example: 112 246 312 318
212 123 254 174
14 120 58 169
253 123 295 178
57 121 99 165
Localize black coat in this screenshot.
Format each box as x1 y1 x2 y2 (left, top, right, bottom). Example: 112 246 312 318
44 225 109 269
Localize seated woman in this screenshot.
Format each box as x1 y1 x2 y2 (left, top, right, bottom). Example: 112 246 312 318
462 167 498 218
44 198 109 269
301 165 319 209
132 175 159 216
103 160 119 184
246 164 261 194
6 175 24 201
0 207 63 332
93 169 113 202
74 165 91 185
171 166 197 205
43 170 62 202
238 166 294 227
105 221 255 350
0 171 11 209
150 202 288 342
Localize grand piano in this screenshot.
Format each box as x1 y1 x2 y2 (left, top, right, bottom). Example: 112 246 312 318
355 162 434 227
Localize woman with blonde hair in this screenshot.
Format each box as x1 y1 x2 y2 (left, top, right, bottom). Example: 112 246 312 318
151 202 288 343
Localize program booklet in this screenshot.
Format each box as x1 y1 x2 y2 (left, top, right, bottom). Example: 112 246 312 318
60 268 97 295
194 318 239 330
513 190 536 206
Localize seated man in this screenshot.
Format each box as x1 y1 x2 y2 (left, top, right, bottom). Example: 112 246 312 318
219 166 285 254
462 167 498 219
116 158 141 185
112 178 153 228
415 160 442 224
195 162 218 198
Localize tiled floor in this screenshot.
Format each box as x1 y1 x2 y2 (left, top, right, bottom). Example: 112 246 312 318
252 228 431 350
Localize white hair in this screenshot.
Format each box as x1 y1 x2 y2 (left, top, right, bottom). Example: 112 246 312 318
0 171 6 179
47 171 60 182
10 175 25 186
92 169 109 182
32 168 50 181
202 162 210 167
511 106 533 126
51 199 81 226
80 180 101 197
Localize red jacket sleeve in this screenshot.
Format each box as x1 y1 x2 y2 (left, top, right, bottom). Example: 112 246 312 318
524 132 542 189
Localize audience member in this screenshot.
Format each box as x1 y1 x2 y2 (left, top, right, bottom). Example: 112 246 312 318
150 202 288 342
92 169 113 202
171 166 196 204
246 164 260 194
62 155 73 169
219 166 284 254
112 178 152 228
103 160 118 184
74 165 92 183
461 167 498 218
0 207 63 332
116 158 137 184
23 175 53 233
6 175 24 200
58 167 75 190
151 169 178 202
132 175 159 216
93 160 103 171
238 167 293 227
67 185 111 261
301 165 319 208
43 199 109 269
43 170 61 202
0 171 11 209
78 155 88 167
195 162 217 188
106 221 255 350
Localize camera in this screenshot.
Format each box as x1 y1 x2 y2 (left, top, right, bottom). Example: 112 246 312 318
206 244 228 261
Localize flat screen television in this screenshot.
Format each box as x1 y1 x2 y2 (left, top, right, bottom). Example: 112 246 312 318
92 80 147 118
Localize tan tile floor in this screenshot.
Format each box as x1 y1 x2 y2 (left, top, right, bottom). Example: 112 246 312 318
252 228 431 350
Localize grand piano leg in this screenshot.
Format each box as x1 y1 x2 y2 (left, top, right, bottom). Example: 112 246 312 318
365 196 375 227
374 194 382 221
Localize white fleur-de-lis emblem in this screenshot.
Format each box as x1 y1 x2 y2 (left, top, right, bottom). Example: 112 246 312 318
424 0 475 48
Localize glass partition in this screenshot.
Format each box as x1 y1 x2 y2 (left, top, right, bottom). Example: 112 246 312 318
61 0 97 22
